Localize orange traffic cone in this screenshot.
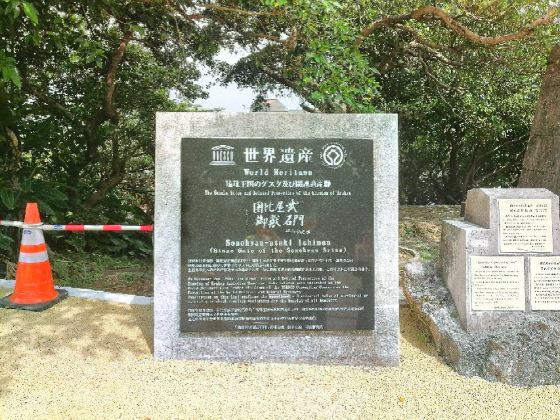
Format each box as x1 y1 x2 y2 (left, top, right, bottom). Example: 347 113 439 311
0 203 67 311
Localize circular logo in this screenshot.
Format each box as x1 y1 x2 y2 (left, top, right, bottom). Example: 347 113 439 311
321 143 347 169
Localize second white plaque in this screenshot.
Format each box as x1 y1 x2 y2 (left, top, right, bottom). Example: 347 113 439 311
471 256 525 311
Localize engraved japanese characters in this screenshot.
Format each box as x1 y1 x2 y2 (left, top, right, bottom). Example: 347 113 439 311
181 138 374 332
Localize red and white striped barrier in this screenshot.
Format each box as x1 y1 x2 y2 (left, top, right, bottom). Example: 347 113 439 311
42 224 153 232
0 220 153 232
0 220 24 228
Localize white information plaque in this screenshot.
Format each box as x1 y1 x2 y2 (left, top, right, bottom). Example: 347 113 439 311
498 199 553 254
529 257 560 310
471 256 525 311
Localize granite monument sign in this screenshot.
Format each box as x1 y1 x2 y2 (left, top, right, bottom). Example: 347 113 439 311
154 113 398 365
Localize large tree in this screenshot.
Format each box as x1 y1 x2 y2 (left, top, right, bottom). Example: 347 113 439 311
0 1 299 216
0 0 215 255
518 44 560 193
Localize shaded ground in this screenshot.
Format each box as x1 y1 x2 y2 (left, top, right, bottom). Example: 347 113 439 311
398 205 460 289
1 299 559 419
51 253 154 296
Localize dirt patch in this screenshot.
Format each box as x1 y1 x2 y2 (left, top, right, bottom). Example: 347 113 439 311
90 268 154 296
399 205 460 262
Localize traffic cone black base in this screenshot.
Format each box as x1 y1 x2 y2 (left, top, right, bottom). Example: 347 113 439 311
0 288 68 311
1 202 67 312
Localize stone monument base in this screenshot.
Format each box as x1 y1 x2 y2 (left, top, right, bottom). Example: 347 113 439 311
404 260 560 386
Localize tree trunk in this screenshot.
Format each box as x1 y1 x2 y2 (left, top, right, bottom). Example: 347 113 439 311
518 45 560 192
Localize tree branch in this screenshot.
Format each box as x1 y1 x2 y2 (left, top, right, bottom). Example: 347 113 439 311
462 143 482 189
356 6 559 47
474 160 519 186
22 80 77 122
85 29 132 157
169 1 206 21
259 65 300 92
201 4 282 17
413 53 455 91
1 125 21 171
170 1 282 21
259 65 337 112
105 30 133 122
478 134 529 163
411 52 465 113
83 135 125 210
396 24 461 66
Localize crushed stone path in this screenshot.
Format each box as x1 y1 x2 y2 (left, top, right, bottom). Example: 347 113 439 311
1 294 560 419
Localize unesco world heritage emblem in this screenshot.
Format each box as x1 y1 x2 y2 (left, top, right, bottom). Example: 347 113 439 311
321 143 347 169
210 145 236 166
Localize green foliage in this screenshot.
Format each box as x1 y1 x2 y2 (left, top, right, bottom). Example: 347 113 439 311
225 0 381 112
291 1 379 112
20 1 38 25
366 2 556 203
226 0 557 202
0 53 21 88
50 251 151 291
0 0 219 259
263 0 288 6
0 0 39 87
0 0 558 274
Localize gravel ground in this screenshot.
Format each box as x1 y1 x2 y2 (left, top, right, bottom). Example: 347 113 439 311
1 294 560 419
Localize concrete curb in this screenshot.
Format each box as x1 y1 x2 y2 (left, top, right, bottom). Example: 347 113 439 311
0 279 153 305
399 289 407 306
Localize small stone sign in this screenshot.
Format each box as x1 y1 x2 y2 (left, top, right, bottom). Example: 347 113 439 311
405 187 560 385
529 256 560 310
498 199 553 253
470 256 525 311
440 188 560 331
154 112 399 365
